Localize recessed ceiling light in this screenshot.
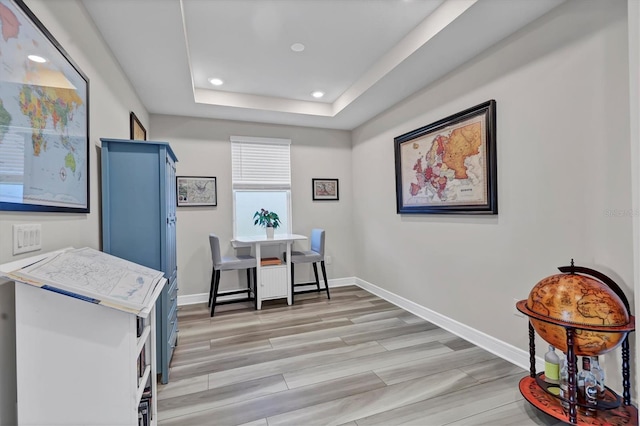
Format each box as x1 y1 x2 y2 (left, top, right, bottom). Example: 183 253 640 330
27 54 47 63
311 91 324 99
208 77 224 86
290 43 305 52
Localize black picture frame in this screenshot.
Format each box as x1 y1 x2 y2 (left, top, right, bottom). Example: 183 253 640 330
0 0 90 213
130 111 147 140
312 178 339 201
176 176 217 207
394 100 497 215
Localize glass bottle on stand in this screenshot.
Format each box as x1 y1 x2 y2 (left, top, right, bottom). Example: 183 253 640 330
544 345 560 383
577 356 598 416
590 356 606 400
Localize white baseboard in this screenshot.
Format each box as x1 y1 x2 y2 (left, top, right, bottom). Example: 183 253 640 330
177 277 357 306
353 277 544 373
326 277 357 288
177 292 209 306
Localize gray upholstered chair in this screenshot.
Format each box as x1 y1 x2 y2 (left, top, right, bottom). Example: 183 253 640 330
290 228 330 303
208 233 257 316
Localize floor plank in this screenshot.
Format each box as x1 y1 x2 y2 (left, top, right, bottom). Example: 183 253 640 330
159 372 386 425
158 374 288 421
283 341 453 389
353 374 525 425
268 369 480 426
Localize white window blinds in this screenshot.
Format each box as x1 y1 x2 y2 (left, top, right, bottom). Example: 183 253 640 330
231 136 291 190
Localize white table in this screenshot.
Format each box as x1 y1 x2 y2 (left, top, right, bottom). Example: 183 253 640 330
233 234 307 309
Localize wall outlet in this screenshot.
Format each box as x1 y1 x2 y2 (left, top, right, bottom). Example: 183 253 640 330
325 255 332 265
513 298 524 318
13 224 42 255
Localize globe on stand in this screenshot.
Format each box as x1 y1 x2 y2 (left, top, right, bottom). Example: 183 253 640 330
526 271 629 356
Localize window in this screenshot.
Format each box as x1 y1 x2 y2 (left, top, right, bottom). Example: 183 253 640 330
231 136 291 238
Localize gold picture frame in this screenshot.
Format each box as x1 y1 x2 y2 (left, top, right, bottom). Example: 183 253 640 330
130 111 147 140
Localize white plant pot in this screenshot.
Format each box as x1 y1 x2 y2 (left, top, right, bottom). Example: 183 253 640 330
266 227 274 239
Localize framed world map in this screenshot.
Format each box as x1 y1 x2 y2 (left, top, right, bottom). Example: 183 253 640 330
0 0 90 213
394 100 497 215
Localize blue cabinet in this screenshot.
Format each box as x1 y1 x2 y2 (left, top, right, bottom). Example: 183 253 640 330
100 138 178 384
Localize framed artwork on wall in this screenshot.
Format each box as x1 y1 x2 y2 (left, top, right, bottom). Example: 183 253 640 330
130 111 146 140
177 176 217 207
312 178 339 201
0 0 90 213
394 100 497 215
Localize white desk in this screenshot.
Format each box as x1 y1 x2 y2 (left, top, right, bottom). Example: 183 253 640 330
0 249 163 425
233 234 306 309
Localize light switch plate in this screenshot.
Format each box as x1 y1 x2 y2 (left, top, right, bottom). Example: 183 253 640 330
13 224 42 255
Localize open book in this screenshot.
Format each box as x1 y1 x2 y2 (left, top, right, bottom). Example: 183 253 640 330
2 247 164 315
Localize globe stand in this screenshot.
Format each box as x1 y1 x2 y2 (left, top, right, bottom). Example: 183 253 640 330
516 262 636 425
532 372 622 411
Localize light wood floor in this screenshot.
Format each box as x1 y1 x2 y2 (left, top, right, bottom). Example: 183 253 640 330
157 286 561 425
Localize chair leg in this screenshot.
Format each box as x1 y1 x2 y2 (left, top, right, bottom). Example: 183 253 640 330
320 260 330 299
253 267 258 310
312 263 320 291
210 270 221 317
246 269 251 298
208 267 217 307
291 263 295 304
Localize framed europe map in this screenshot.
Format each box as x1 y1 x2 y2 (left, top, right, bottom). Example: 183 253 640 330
394 100 497 215
0 0 90 213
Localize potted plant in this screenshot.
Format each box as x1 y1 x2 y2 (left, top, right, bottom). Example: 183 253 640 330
253 208 281 238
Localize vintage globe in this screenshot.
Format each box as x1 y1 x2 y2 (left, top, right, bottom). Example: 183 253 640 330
527 273 630 356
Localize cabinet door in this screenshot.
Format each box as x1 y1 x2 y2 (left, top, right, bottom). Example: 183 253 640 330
165 152 178 363
166 154 177 280
101 142 162 271
158 149 178 384
260 266 288 299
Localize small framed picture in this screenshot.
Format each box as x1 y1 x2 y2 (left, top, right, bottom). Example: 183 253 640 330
130 111 147 140
312 178 339 201
177 176 217 207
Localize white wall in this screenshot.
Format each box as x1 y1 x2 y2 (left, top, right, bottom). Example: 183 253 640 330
150 115 354 298
352 0 634 394
0 0 148 423
628 0 640 403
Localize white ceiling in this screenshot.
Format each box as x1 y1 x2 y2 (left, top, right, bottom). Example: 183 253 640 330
81 0 565 130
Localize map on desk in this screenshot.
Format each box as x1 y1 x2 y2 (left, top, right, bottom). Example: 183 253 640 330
5 247 164 314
